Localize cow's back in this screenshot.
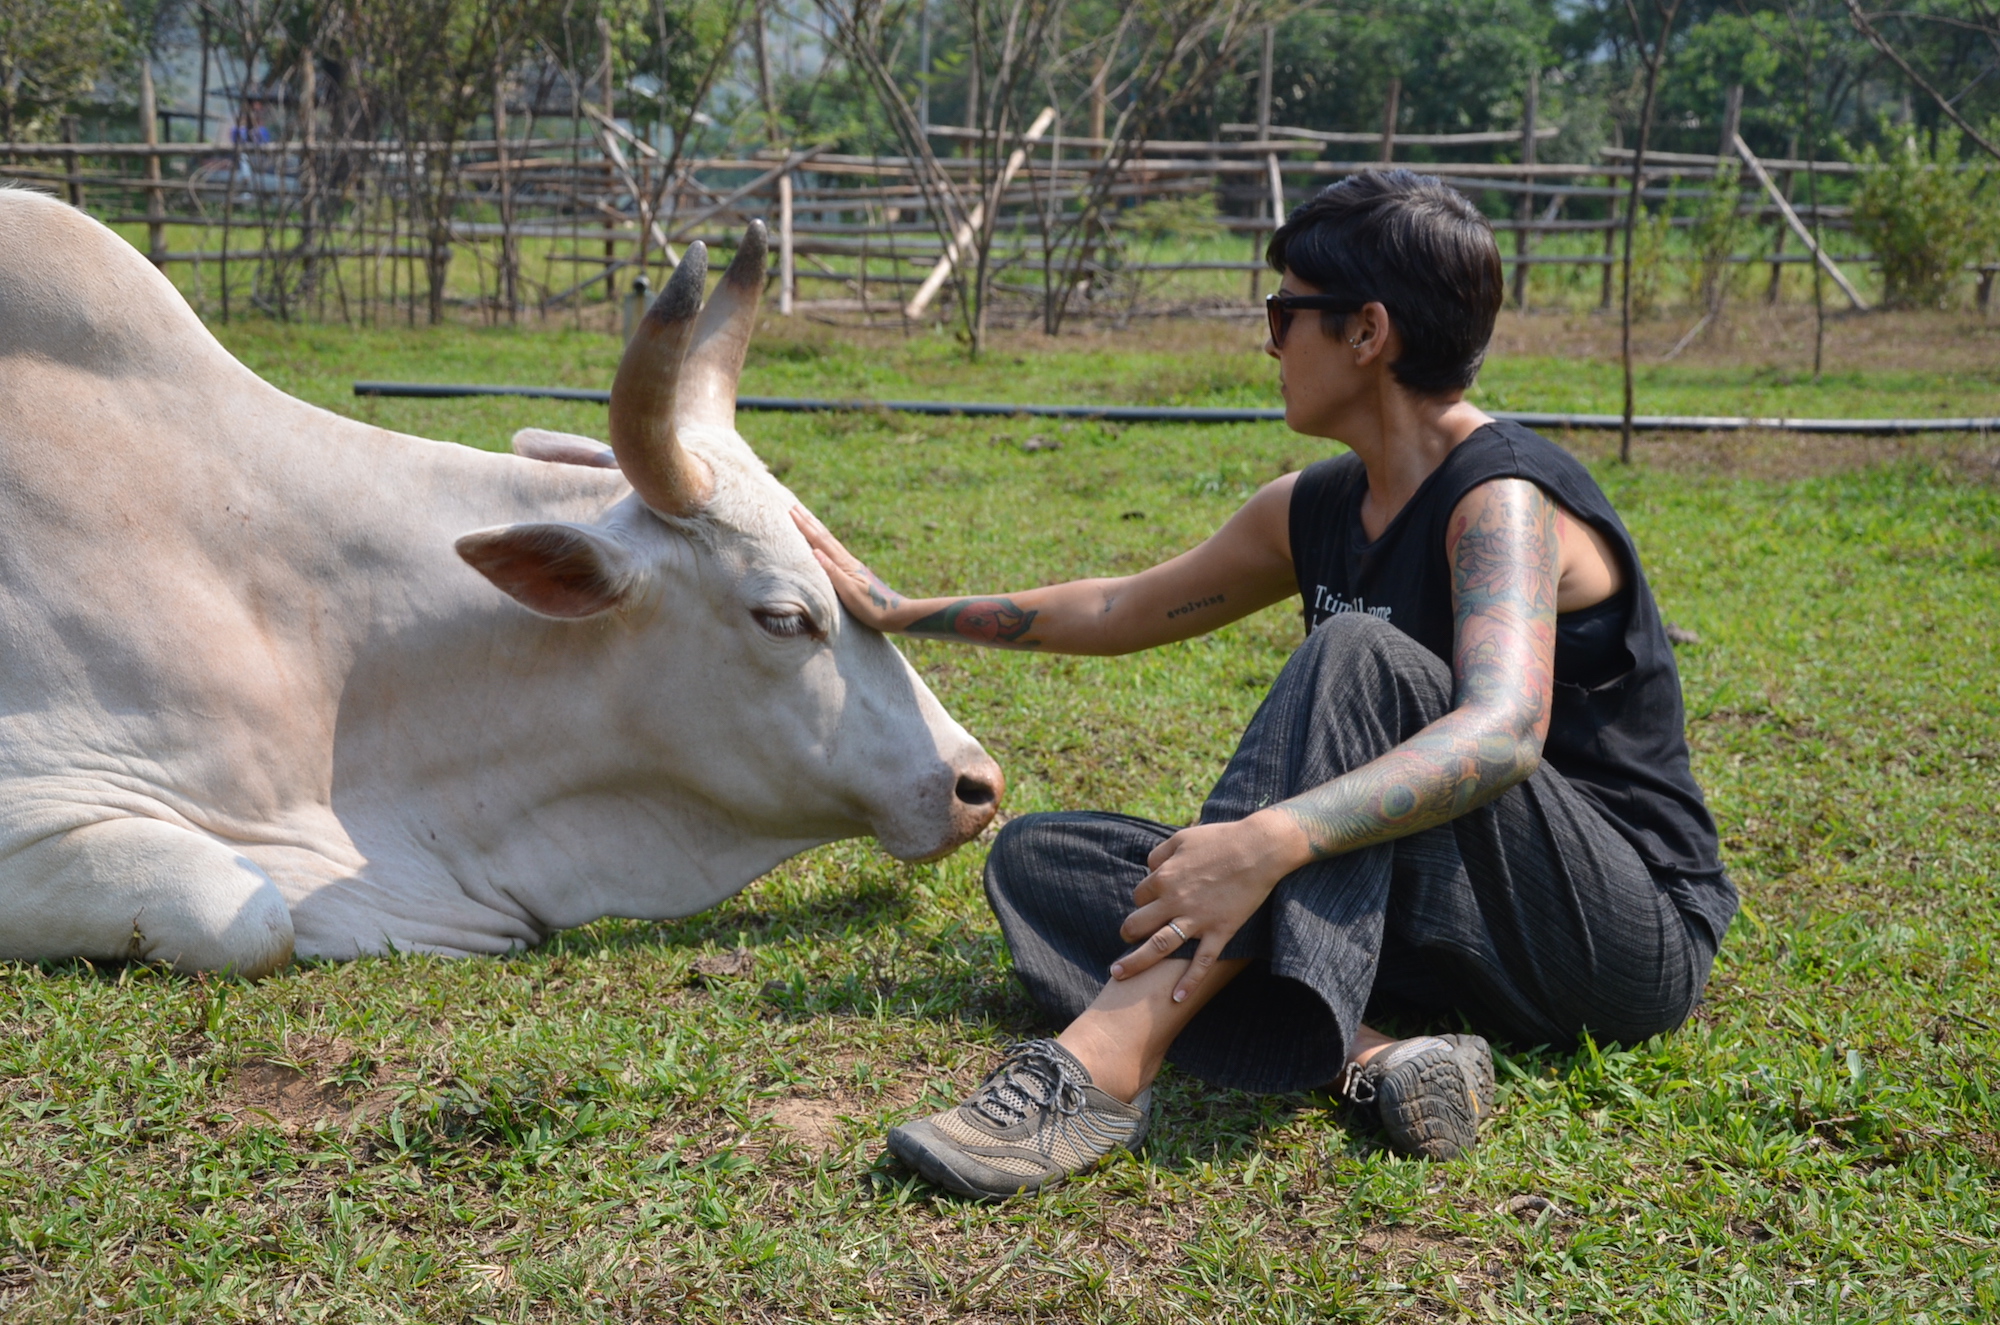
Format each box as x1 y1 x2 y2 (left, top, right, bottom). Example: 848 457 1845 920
0 190 605 839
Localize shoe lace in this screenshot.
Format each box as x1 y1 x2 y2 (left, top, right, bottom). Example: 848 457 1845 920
1337 1058 1377 1105
968 1042 1086 1128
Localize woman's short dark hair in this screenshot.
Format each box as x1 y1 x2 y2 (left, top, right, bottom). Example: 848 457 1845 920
1266 170 1504 394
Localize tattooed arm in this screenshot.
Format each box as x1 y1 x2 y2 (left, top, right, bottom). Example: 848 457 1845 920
1268 477 1558 853
1112 479 1561 1000
789 480 1301 654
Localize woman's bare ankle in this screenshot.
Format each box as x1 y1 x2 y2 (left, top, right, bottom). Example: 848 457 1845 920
1055 1021 1154 1104
1345 1023 1398 1068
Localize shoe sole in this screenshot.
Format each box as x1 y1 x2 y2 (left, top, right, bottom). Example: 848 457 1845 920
1375 1036 1491 1160
885 1122 1033 1200
1441 1033 1496 1119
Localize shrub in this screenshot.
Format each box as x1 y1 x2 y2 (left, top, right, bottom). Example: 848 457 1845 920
1692 159 1756 314
1114 191 1227 247
1628 206 1675 319
1845 125 1994 309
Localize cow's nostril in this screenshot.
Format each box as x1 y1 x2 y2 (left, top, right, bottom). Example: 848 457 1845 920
955 774 998 807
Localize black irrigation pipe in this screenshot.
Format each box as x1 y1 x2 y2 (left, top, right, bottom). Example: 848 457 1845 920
351 383 1998 435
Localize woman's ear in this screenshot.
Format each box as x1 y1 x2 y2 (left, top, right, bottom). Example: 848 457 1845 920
1351 302 1395 366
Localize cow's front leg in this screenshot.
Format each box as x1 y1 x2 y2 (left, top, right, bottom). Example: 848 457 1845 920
0 817 294 976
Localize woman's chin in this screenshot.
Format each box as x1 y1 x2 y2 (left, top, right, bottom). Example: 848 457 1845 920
1284 403 1329 438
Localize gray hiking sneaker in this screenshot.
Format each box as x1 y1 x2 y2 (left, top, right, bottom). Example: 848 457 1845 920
886 1039 1151 1199
1339 1033 1495 1160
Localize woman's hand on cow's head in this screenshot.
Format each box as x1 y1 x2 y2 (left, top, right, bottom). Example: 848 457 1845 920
790 506 917 633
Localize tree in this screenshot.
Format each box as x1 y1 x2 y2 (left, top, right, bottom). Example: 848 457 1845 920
0 0 125 142
811 0 1288 353
340 0 559 322
1842 0 2000 161
1192 0 1555 148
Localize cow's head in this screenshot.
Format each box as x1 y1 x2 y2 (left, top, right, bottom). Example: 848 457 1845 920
454 224 1001 862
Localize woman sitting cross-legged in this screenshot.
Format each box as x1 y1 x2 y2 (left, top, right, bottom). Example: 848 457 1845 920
791 170 1734 1199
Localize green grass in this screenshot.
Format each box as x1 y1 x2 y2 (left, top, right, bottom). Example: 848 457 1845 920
1 320 1997 1321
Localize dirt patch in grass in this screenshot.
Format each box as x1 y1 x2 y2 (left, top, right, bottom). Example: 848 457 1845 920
217 1036 392 1132
753 1038 945 1157
765 1097 858 1153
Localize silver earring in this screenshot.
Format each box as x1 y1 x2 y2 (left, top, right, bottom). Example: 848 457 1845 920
1349 336 1363 348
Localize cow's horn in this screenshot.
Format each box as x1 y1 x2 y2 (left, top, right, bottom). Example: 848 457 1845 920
674 220 768 431
609 243 713 516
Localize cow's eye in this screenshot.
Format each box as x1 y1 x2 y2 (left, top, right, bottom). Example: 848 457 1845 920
752 607 819 640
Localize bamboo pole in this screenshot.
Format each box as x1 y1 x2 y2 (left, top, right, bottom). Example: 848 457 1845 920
905 107 1056 319
1733 133 1867 310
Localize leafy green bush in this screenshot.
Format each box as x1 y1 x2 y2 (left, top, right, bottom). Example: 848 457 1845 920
1845 125 1994 309
1114 191 1227 247
1628 206 1675 319
1693 159 1757 313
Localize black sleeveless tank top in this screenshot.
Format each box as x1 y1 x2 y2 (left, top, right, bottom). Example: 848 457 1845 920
1288 420 1735 944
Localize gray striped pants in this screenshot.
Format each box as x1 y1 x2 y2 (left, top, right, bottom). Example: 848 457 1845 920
984 612 1717 1094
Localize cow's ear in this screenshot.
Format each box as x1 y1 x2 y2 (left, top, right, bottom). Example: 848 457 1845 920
455 522 641 619
512 428 619 468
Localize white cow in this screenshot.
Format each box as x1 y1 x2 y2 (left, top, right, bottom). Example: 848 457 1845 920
0 189 1001 976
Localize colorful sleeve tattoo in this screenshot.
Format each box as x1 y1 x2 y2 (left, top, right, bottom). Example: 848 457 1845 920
1276 479 1560 859
904 597 1043 648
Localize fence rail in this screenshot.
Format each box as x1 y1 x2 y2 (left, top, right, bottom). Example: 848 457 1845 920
2 119 1975 327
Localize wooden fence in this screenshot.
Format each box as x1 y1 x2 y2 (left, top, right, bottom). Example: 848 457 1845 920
2 117 1987 327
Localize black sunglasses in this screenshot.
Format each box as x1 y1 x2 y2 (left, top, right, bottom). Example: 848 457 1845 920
1264 292 1364 349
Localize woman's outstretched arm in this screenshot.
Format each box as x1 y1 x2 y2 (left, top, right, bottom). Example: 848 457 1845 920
790 475 1301 656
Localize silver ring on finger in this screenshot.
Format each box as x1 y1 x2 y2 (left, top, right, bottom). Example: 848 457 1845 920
1165 919 1192 944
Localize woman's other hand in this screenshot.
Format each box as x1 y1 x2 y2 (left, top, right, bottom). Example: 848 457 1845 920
791 506 916 632
1112 811 1311 1003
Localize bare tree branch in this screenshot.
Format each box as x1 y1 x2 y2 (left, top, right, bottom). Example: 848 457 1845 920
1844 0 2000 160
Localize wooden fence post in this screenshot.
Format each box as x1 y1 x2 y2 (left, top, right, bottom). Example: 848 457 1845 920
495 72 517 322
599 17 618 303
196 12 210 142
61 115 83 209
1252 24 1274 299
778 169 795 315
1514 67 1538 308
140 60 165 269
300 48 319 309
1600 124 1620 310
1767 132 1797 303
1379 78 1401 164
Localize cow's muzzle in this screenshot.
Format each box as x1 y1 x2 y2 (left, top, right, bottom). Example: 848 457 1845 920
896 749 1005 863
